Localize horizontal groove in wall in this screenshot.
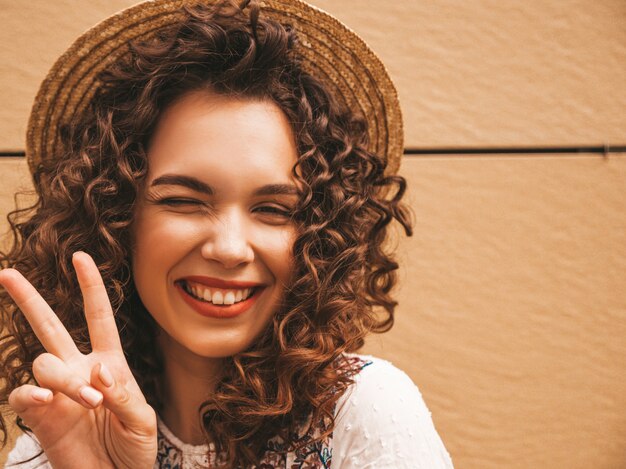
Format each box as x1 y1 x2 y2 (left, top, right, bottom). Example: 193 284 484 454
1 145 625 159
404 145 626 156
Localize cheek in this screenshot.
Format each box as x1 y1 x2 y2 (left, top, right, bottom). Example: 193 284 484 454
134 215 200 256
131 215 199 290
258 227 296 283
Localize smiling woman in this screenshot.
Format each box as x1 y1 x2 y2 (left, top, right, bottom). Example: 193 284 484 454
132 93 298 361
0 1 453 468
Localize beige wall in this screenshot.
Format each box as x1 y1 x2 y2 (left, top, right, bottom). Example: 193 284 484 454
1 1 625 468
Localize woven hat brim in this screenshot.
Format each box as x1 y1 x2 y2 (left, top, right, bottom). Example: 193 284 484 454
26 0 403 176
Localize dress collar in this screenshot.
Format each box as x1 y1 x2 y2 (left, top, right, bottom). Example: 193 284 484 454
157 414 215 455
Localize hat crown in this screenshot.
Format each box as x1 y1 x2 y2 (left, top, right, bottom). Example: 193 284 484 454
26 0 403 176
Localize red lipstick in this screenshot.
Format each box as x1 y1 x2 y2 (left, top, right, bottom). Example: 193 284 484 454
175 280 263 319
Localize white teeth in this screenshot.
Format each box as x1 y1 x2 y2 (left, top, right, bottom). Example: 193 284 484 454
223 291 235 305
184 282 256 305
212 291 224 305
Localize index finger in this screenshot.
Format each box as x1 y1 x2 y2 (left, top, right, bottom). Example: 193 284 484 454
0 269 80 360
72 252 123 353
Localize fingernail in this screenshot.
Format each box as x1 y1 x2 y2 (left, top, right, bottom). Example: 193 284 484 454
80 386 103 407
32 388 52 402
98 363 114 388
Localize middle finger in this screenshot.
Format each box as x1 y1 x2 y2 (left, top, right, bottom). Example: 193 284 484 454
72 252 123 353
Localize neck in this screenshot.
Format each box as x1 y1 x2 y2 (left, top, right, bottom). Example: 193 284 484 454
157 330 222 445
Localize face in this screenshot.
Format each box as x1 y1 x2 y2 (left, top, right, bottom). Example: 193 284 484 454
131 91 298 360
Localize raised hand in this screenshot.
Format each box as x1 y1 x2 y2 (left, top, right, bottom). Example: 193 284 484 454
1 252 157 469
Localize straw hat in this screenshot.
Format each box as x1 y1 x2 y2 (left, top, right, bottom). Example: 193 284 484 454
26 0 403 176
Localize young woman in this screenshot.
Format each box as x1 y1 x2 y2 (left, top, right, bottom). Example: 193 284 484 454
0 1 454 467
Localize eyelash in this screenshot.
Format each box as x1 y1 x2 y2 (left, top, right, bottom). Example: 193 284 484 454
155 198 291 217
254 205 291 217
156 198 202 206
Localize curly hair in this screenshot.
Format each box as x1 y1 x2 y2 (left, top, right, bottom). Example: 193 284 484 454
0 1 412 466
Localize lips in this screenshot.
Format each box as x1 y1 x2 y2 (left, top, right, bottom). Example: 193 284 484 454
175 277 264 319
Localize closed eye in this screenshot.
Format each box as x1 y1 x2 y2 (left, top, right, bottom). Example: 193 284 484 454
253 205 292 217
156 198 203 206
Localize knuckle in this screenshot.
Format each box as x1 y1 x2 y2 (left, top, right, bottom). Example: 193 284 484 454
116 386 132 406
66 374 86 393
32 353 52 376
82 282 105 294
8 386 28 410
91 305 111 319
37 315 60 340
8 387 21 407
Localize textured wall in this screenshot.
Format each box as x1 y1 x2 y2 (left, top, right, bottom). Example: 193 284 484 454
2 0 625 148
368 155 626 468
1 1 625 468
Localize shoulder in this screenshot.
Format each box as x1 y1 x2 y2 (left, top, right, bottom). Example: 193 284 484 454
336 354 434 420
5 432 51 468
332 354 454 469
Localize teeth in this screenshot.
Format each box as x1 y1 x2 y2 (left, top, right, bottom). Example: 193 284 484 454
212 291 224 305
183 282 255 305
223 291 235 305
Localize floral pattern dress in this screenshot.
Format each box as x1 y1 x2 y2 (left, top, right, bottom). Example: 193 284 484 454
155 357 371 469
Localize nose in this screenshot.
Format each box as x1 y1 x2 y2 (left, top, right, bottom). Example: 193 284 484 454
200 210 254 269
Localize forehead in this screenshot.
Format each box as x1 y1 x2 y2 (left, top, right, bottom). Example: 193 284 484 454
146 91 298 184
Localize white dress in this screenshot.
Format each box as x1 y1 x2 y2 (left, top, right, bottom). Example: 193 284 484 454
6 355 454 468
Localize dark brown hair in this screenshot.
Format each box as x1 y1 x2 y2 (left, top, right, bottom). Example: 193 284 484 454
0 1 412 466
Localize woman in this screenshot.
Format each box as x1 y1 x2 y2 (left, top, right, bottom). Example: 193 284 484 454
0 0 454 467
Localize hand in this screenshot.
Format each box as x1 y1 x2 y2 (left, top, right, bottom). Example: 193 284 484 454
0 252 157 469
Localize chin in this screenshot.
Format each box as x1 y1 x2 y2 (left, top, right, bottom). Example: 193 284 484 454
181 332 262 359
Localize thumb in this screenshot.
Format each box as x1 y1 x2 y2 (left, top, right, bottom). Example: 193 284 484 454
91 362 157 435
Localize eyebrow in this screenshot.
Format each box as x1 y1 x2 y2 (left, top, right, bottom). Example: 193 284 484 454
150 174 298 196
151 174 213 194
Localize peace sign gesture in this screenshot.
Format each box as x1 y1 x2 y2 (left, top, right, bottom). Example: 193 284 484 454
1 252 157 469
